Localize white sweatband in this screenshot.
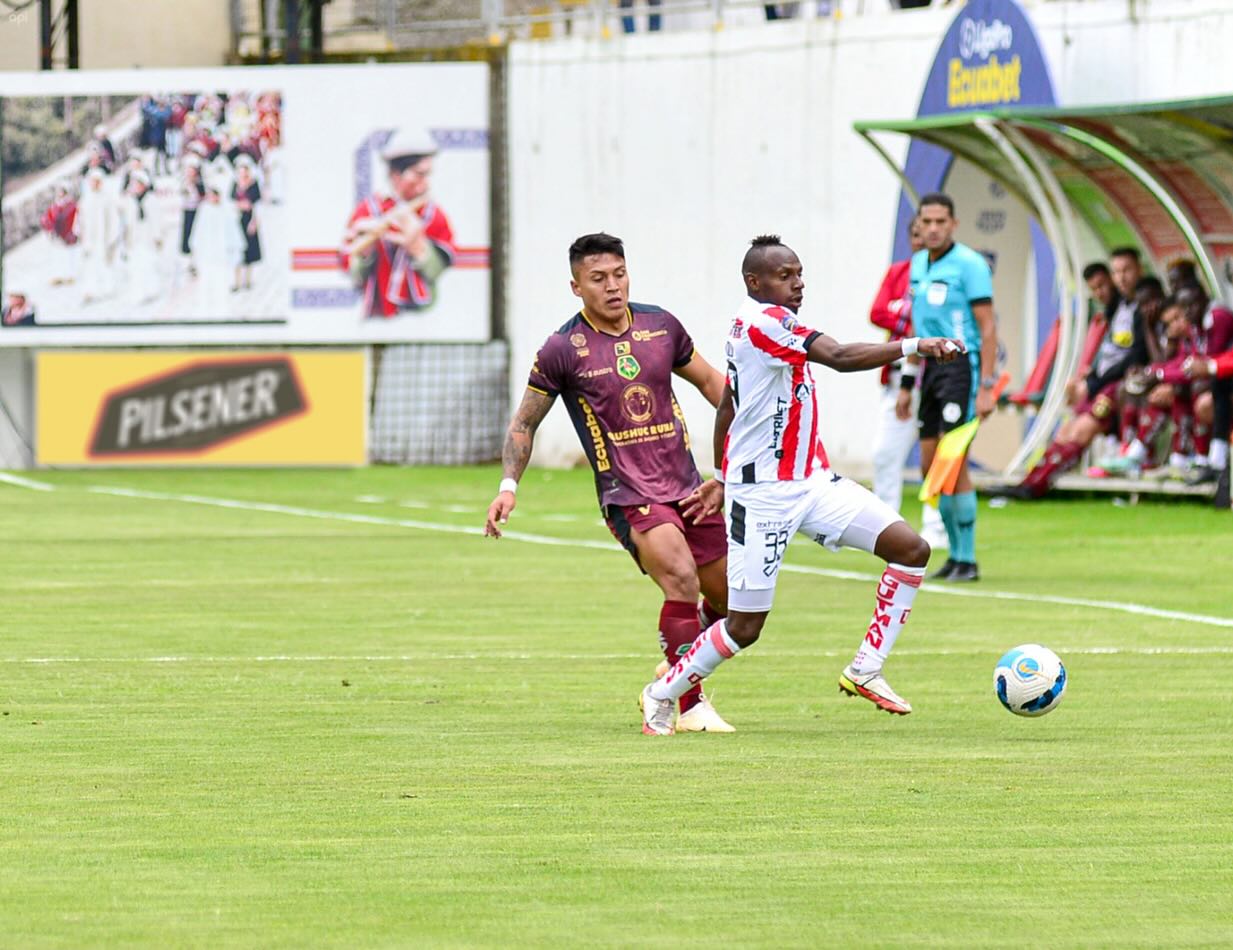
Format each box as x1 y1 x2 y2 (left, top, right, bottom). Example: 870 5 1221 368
498 478 518 495
901 337 920 357
713 468 725 484
899 362 919 378
1209 358 1219 377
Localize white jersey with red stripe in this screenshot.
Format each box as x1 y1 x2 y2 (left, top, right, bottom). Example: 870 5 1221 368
723 296 829 483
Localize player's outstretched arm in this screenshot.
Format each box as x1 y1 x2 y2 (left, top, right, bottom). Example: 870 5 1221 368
805 334 965 372
484 388 554 538
674 351 726 408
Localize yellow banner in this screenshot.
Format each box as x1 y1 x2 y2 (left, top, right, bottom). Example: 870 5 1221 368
37 350 367 466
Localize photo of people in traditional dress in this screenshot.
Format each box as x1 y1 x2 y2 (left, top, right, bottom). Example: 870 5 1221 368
1 91 285 326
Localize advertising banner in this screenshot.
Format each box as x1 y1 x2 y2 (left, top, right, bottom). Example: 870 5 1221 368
37 349 367 465
1 63 489 346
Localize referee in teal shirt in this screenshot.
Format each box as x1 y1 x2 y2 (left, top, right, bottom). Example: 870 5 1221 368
896 193 999 582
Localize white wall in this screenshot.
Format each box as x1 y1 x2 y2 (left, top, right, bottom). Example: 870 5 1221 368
505 0 1233 474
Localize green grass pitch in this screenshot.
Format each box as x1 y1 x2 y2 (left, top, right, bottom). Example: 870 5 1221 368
3 466 1232 947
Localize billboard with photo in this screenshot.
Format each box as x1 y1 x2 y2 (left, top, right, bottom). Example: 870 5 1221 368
1 63 490 346
37 349 368 465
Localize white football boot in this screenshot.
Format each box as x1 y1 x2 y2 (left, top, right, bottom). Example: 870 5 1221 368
676 696 736 733
838 664 912 715
639 684 676 736
654 660 736 732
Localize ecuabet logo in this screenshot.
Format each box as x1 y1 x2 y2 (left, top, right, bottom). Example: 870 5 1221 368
88 358 307 457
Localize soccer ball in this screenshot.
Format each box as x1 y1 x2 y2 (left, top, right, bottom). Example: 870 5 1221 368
994 644 1067 717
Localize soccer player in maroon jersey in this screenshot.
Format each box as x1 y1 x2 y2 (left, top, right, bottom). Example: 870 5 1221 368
484 233 735 732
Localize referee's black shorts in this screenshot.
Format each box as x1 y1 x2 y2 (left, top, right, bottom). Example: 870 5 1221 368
918 358 975 439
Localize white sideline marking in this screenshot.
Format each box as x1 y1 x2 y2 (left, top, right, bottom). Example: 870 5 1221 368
6 646 1233 665
86 485 1233 629
0 472 54 492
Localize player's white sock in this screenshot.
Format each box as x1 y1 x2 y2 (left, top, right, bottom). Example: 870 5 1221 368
648 620 740 702
1210 439 1229 471
851 563 925 674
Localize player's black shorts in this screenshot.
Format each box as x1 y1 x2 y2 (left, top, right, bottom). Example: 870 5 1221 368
918 358 975 439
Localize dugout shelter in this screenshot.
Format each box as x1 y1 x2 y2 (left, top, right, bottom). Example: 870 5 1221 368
856 97 1233 480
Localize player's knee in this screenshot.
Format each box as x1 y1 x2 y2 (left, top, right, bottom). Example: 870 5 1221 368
726 613 764 648
901 533 931 568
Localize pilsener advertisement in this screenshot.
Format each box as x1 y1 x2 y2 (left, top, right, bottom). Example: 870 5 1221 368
37 350 367 465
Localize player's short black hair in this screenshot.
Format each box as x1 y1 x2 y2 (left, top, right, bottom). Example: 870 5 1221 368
569 233 625 270
1082 262 1110 281
1110 246 1141 262
743 234 788 274
918 192 955 216
1167 258 1197 276
1135 276 1163 297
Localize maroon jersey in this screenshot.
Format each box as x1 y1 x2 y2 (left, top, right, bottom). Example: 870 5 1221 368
527 303 702 508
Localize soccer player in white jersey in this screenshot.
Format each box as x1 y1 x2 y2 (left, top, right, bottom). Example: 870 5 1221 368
639 235 964 734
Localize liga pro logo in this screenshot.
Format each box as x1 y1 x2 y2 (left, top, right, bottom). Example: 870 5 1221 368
89 358 307 456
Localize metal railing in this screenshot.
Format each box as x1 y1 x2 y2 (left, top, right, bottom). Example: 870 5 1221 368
230 0 924 57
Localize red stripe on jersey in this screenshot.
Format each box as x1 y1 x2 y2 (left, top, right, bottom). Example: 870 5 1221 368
804 380 819 478
779 363 806 480
722 431 731 480
748 325 806 366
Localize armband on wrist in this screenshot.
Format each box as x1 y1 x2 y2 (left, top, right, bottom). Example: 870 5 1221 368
901 337 920 357
1209 359 1219 377
499 478 518 495
980 375 999 389
899 364 918 389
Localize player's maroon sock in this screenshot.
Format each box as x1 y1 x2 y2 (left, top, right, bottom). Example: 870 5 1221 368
1195 425 1211 459
659 600 703 713
1020 440 1081 497
1137 406 1168 458
1118 401 1138 445
698 598 725 631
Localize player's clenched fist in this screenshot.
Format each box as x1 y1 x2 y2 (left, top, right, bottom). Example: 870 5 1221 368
484 491 516 538
917 338 966 362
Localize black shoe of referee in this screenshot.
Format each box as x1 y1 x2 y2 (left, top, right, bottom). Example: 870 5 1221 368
929 559 958 581
948 561 981 582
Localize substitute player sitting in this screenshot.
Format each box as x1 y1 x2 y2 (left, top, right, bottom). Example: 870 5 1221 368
485 232 735 733
639 235 964 734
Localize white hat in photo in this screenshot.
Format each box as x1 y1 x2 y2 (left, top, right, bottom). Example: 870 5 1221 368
93 124 107 137
380 128 438 163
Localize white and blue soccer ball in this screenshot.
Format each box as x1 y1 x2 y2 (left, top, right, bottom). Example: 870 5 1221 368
994 644 1067 717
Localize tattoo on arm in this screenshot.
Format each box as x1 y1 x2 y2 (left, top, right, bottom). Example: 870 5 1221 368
502 390 554 480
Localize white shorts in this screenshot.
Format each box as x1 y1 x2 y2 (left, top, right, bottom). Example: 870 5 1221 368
725 470 903 612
